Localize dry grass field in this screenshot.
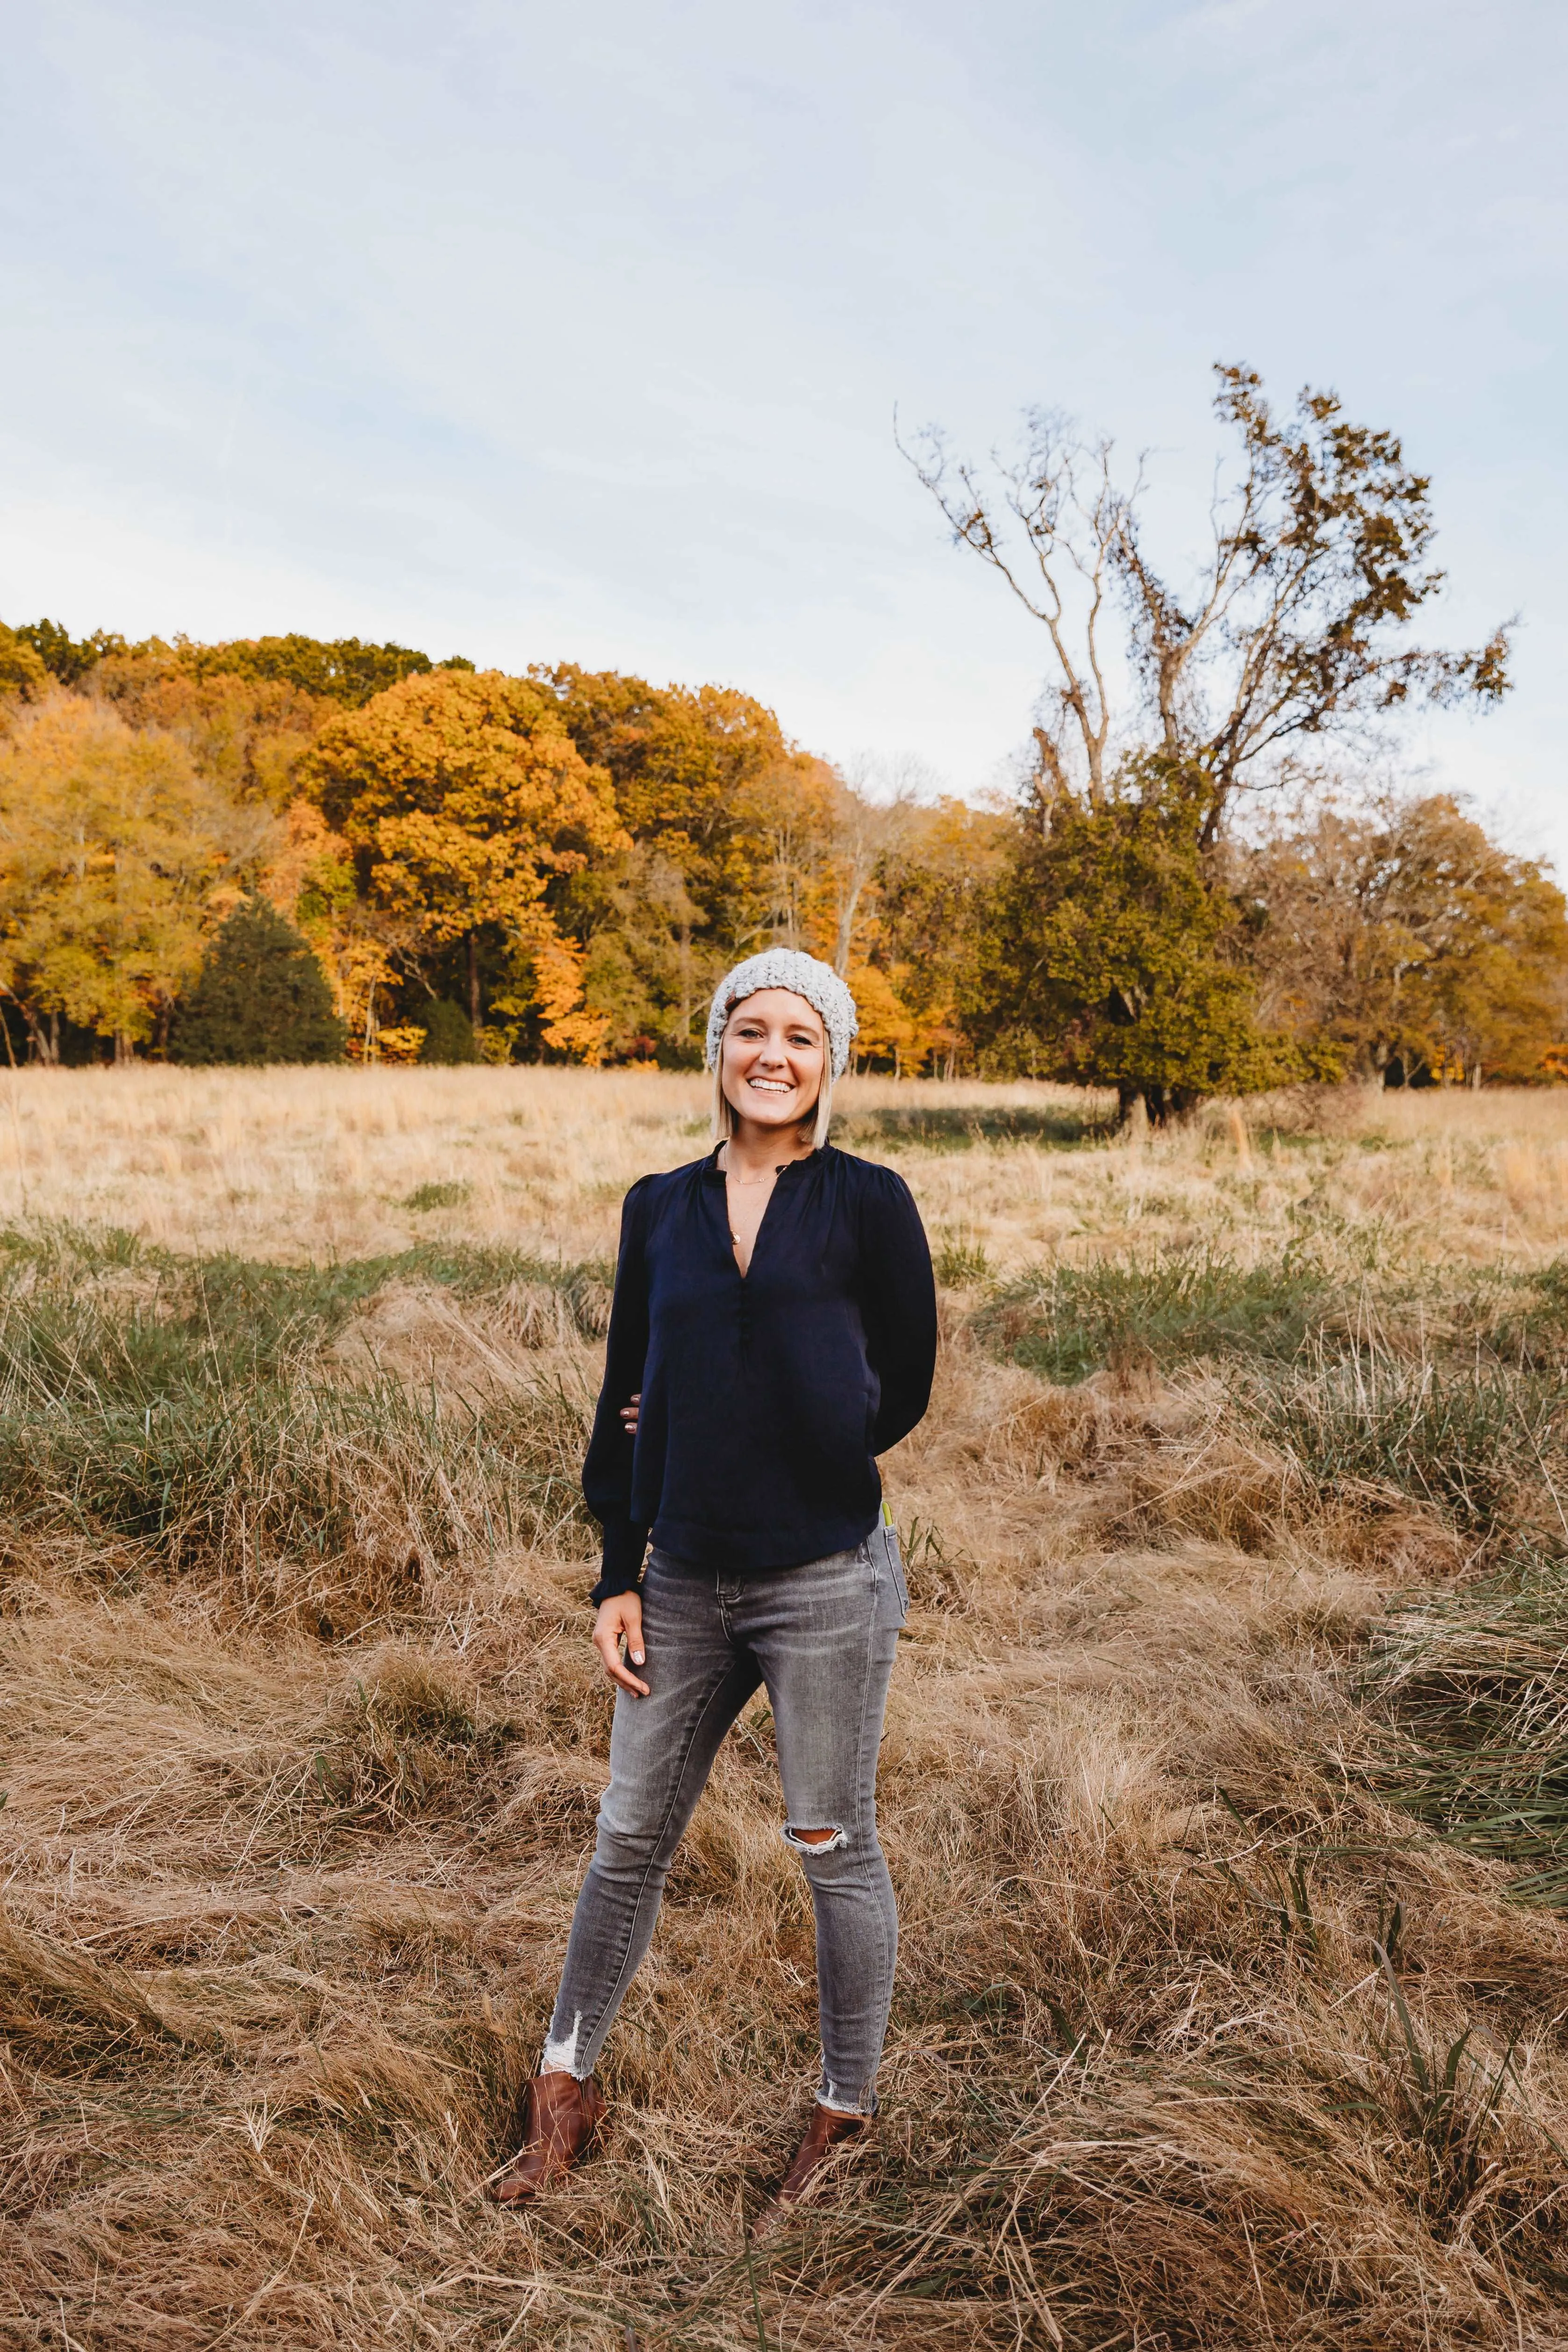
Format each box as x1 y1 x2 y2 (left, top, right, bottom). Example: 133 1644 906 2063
5 1066 1568 2348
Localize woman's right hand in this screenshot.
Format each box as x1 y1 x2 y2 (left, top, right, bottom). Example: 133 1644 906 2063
593 1592 649 1697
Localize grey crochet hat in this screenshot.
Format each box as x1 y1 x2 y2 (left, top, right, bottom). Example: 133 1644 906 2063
705 950 859 1080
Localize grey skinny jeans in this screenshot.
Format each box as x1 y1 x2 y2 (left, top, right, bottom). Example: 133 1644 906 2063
544 1538 908 2114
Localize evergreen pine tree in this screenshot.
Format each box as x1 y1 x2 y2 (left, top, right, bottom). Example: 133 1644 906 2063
418 1000 480 1063
172 899 347 1065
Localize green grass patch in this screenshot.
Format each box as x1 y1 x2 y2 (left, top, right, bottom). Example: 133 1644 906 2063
1252 1348 1568 1537
976 1244 1568 1550
1450 1259 1568 1373
0 1226 603 1599
978 1250 1339 1383
836 1103 1115 1153
933 1234 994 1289
401 1180 471 1211
1371 1560 1568 1904
0 1226 613 1356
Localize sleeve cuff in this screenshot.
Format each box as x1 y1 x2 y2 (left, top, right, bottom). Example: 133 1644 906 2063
588 1520 650 1605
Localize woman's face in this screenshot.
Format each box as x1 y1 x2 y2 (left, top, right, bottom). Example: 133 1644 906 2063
720 989 827 1133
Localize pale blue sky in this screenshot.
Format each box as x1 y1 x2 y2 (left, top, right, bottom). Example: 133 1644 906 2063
2 1 1563 854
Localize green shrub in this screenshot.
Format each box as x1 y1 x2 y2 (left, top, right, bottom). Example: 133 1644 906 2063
418 1001 480 1064
933 1234 993 1288
171 899 346 1065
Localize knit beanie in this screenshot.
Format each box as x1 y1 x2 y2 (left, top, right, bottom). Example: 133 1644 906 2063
704 950 859 1080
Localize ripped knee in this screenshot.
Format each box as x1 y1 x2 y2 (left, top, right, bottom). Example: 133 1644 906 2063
780 1821 847 1855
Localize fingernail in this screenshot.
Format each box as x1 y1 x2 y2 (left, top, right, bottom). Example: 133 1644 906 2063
631 1651 644 1664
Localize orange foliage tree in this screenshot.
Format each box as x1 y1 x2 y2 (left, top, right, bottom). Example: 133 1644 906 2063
301 671 628 1061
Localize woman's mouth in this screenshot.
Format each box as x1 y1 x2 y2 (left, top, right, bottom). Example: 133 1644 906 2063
747 1078 792 1094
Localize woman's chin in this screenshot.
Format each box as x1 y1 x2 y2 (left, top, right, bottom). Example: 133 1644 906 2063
736 1097 806 1131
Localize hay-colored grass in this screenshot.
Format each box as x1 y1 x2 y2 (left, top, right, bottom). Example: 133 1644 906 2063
2 1070 1568 2347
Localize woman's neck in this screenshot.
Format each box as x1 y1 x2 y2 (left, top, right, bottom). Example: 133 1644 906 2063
723 1119 815 1179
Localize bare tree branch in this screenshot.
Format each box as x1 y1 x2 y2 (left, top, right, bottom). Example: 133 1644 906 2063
901 366 1512 836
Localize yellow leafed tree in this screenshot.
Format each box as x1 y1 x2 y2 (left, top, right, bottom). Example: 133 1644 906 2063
0 623 49 705
94 653 330 807
0 697 271 1061
262 798 402 1058
301 670 628 1057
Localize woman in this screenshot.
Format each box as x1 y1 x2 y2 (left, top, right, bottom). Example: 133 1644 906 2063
491 948 937 2223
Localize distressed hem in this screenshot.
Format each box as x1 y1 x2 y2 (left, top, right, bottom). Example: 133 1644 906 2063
541 2012 586 2077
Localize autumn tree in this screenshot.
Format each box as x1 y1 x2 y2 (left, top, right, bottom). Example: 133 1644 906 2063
876 798 1014 1075
539 666 790 922
905 364 1515 1113
301 669 628 1059
257 798 401 1056
740 754 843 960
0 623 48 703
538 667 809 1053
730 755 946 1065
0 698 270 1061
906 365 1511 838
94 657 331 807
1240 793 1568 1086
10 619 128 687
571 845 706 1063
16 628 475 812
14 623 474 704
177 634 474 707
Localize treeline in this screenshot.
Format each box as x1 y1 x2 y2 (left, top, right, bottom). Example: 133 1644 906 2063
0 622 978 1071
0 368 1559 1102
0 611 1561 1098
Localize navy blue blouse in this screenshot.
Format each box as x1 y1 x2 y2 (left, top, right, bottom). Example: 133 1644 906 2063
582 1144 937 1599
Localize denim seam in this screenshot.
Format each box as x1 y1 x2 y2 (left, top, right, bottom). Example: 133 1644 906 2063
574 1663 749 2072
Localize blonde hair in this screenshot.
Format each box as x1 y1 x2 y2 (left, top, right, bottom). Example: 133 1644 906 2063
710 1062 833 1150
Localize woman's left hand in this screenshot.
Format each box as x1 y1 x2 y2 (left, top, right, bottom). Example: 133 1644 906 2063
619 1391 641 1436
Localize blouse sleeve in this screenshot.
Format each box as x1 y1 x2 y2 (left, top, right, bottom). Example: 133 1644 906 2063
582 1179 653 1601
859 1165 938 1454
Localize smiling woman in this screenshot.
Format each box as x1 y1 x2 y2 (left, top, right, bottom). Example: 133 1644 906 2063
714 986 829 1269
489 947 938 2226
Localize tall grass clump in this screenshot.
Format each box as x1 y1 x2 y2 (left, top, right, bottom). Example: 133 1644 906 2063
1370 1562 1568 1902
1252 1340 1568 1542
0 1226 600 1617
979 1248 1342 1381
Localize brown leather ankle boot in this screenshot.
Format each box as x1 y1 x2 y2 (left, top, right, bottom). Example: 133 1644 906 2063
489 2071 606 2206
752 2103 868 2237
